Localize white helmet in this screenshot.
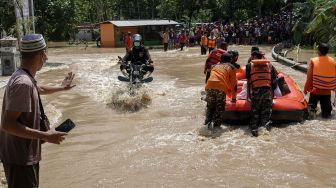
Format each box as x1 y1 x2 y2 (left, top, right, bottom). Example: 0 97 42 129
132 34 142 47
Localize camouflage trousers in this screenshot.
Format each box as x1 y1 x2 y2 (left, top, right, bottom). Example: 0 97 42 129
205 89 226 126
250 87 272 130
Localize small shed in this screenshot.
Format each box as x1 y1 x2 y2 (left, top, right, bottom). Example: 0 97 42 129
74 23 99 41
100 20 179 47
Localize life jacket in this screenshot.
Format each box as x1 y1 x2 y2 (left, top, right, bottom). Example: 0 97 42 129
250 59 272 89
207 37 216 48
201 36 208 46
205 49 226 72
311 56 336 90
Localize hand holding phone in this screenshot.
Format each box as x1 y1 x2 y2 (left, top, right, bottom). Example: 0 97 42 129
55 119 75 133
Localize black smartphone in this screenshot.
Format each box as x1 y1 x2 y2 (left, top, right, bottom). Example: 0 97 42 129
55 119 75 133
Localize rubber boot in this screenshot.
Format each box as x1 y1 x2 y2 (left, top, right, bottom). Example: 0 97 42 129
264 121 272 131
251 129 258 137
249 124 258 137
204 108 213 125
213 120 221 128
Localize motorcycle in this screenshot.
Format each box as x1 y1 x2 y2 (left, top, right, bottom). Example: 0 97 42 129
117 56 153 86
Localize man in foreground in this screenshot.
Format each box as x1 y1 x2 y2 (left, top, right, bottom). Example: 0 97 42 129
0 34 76 188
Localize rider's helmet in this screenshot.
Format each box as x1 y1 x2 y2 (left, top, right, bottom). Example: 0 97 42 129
133 34 142 48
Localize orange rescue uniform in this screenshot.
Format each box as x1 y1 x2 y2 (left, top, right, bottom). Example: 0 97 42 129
205 63 237 99
304 56 336 95
207 38 216 49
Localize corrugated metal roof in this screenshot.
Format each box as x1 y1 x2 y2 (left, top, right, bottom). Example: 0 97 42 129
103 20 179 27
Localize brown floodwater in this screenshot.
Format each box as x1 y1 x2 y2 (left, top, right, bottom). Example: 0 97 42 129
0 45 335 187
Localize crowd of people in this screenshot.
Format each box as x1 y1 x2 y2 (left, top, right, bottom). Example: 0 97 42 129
159 11 293 52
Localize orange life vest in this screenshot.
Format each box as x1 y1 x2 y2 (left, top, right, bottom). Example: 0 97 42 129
250 59 272 89
311 56 336 90
207 38 216 48
205 49 226 72
201 36 208 46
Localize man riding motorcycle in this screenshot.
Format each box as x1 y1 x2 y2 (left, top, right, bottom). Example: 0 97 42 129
119 34 154 78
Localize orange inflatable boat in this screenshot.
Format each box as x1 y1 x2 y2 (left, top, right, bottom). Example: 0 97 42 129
222 67 308 124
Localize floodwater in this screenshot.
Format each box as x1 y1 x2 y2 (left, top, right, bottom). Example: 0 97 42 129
0 45 335 188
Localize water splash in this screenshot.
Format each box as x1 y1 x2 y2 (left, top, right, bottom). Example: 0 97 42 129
107 85 152 112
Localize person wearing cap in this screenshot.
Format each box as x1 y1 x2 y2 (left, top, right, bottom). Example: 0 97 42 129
0 34 76 187
125 31 132 52
304 43 336 118
204 53 238 128
245 52 278 137
120 34 154 78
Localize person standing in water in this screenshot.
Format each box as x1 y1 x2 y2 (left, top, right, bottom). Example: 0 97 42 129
162 29 169 52
207 31 216 54
245 51 278 137
304 43 336 118
204 53 238 128
200 32 208 55
125 31 132 52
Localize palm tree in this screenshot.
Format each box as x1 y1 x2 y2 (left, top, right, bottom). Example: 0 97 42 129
292 0 336 47
305 0 336 47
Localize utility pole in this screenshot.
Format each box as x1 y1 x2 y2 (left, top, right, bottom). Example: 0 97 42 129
28 0 35 33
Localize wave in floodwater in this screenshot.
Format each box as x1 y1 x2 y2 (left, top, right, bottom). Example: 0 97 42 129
107 85 152 112
197 125 273 141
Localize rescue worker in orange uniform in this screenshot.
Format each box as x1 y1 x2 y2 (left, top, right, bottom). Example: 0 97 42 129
204 42 228 83
200 32 208 55
204 53 238 128
246 51 278 137
207 32 217 54
304 43 336 118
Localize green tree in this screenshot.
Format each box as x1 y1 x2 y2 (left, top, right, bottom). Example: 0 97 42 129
0 0 16 36
292 0 336 47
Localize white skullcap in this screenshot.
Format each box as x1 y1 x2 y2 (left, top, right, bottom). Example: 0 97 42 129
20 34 46 52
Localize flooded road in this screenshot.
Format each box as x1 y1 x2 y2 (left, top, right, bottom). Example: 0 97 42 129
0 45 335 187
